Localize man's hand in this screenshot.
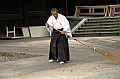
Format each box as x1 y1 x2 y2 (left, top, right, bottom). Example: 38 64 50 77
60 31 65 34
45 23 49 27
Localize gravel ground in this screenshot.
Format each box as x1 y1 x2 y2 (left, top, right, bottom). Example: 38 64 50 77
0 52 41 62
0 36 120 79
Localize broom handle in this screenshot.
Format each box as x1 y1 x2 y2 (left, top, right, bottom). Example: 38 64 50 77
49 25 95 51
49 26 120 64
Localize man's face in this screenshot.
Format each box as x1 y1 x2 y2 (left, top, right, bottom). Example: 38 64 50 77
52 11 58 19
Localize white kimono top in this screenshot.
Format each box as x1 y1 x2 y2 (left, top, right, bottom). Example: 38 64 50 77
46 13 72 37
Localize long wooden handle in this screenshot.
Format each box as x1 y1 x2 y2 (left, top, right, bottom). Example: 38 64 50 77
49 25 94 50
48 26 120 64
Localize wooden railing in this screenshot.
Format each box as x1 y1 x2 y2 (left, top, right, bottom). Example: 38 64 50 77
109 5 120 17
74 6 109 17
74 5 120 17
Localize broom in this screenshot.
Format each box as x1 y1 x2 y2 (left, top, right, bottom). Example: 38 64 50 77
49 25 120 64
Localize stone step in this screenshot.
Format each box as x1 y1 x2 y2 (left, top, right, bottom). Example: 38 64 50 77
72 16 120 37
85 19 120 24
88 17 120 21
73 33 119 37
78 25 120 29
73 31 120 34
76 28 120 33
73 31 120 37
82 22 120 26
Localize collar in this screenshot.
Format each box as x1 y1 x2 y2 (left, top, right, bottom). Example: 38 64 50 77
52 13 60 20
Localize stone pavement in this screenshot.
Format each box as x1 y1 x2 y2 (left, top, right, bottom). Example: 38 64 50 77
0 36 120 79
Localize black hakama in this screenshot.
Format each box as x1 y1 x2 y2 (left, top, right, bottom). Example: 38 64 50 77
49 29 70 62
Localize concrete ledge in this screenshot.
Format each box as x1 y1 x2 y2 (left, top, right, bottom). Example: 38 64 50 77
29 26 50 37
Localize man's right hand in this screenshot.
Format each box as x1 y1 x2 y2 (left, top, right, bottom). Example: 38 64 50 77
45 23 49 27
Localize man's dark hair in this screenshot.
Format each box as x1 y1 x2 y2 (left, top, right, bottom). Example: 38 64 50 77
51 8 58 13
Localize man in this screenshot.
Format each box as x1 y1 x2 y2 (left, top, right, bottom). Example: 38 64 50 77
45 8 72 64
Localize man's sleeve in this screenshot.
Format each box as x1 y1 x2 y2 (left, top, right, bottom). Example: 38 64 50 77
62 17 72 36
46 17 53 36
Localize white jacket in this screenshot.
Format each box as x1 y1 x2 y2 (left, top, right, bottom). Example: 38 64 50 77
46 13 72 37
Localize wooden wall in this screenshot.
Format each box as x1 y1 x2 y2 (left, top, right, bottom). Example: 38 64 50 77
0 0 23 36
25 0 48 26
0 0 48 37
0 0 119 37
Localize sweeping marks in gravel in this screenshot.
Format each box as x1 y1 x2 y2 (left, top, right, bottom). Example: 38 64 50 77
0 52 43 62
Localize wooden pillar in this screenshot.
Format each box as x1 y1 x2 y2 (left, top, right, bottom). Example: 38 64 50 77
23 0 28 26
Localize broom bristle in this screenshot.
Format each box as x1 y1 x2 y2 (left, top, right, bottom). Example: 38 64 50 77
90 47 120 64
98 50 120 64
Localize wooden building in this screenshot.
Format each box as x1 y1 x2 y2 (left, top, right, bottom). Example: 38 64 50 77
0 0 120 37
